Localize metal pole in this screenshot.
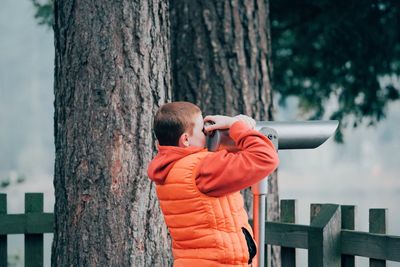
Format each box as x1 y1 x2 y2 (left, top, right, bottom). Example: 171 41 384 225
253 193 267 266
252 127 278 267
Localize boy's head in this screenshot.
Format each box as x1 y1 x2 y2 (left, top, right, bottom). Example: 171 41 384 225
154 102 206 148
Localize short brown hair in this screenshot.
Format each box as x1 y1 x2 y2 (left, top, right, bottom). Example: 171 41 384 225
154 102 201 146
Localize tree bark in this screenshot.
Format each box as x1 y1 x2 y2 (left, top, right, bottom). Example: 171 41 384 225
170 0 280 265
52 0 172 266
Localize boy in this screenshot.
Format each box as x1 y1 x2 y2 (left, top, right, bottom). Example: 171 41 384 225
147 102 279 267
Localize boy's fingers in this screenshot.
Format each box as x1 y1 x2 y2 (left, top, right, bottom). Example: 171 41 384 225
204 116 216 132
203 115 214 122
204 115 238 131
204 124 217 132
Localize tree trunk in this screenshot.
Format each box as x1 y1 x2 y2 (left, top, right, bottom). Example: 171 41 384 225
170 0 280 265
52 1 172 266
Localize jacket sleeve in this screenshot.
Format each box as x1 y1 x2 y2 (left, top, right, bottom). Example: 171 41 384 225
196 121 279 197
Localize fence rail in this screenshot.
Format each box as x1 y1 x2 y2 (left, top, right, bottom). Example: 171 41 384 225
1 193 400 266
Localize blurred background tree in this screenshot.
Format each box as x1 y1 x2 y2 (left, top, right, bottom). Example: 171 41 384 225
270 0 400 141
31 0 53 27
0 174 25 189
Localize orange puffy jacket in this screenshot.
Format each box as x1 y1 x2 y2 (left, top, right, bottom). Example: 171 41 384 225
156 151 257 267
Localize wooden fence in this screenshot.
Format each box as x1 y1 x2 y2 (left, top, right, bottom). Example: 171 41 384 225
0 193 53 267
264 200 400 266
1 193 400 266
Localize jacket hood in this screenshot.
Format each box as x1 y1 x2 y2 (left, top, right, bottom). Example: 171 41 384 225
147 145 206 184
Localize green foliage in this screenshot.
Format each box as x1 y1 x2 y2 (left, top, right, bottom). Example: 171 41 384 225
0 177 10 188
17 174 26 184
0 174 26 188
271 0 400 141
32 0 53 28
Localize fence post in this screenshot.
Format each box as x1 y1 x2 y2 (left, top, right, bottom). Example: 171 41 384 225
341 205 356 267
281 199 296 267
309 204 341 267
0 194 7 267
25 193 44 267
369 209 387 267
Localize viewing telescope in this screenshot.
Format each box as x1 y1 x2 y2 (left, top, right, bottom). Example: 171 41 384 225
206 120 339 267
206 120 339 151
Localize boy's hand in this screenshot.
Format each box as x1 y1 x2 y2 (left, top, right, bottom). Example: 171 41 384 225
204 114 255 132
203 115 238 132
234 114 256 129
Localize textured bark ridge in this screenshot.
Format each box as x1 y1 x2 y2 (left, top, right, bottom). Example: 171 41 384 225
171 0 274 119
52 1 172 266
171 0 280 265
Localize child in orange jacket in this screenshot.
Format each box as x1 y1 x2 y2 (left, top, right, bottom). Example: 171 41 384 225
147 102 279 267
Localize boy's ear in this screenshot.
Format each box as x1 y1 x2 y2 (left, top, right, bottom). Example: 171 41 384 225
178 133 190 148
